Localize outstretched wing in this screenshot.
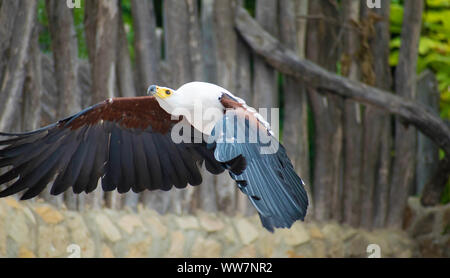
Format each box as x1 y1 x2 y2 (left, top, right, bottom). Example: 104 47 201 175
213 93 308 232
0 96 225 200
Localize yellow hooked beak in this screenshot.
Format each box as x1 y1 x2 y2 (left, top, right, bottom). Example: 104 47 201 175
147 85 173 99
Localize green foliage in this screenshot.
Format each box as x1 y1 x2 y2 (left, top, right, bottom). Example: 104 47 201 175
121 0 135 63
443 224 450 235
442 181 450 204
37 0 132 60
389 0 450 204
73 0 87 59
278 73 285 141
37 0 50 53
438 150 450 204
389 0 450 120
37 0 88 58
154 0 163 28
244 0 256 17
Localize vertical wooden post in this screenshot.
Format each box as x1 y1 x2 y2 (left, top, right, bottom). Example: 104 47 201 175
252 0 278 109
209 0 239 214
341 0 363 226
279 0 312 219
130 0 160 95
359 0 393 229
387 0 423 228
416 70 440 194
0 1 37 132
306 0 343 221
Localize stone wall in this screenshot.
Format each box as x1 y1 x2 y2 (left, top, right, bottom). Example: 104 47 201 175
1 197 446 258
404 198 450 257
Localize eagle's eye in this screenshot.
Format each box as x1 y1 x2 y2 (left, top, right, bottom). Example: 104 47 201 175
165 90 171 95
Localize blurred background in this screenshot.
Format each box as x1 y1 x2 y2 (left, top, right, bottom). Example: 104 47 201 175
0 0 449 257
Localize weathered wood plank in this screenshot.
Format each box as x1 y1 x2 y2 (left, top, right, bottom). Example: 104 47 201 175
387 0 423 228
416 70 440 195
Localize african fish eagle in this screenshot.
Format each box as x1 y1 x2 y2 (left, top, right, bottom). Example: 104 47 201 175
0 81 308 232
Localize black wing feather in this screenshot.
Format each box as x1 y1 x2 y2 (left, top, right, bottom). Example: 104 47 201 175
50 127 89 195
161 136 190 189
102 127 122 192
85 124 108 193
72 125 102 193
23 132 82 199
118 128 136 193
175 144 202 186
141 131 164 190
153 134 178 190
0 129 75 198
193 143 224 175
130 133 151 193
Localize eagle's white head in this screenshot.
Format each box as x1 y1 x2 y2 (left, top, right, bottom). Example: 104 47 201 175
147 82 228 135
